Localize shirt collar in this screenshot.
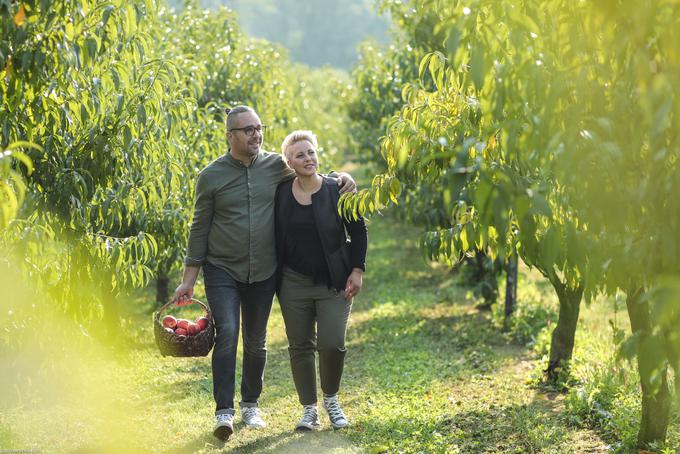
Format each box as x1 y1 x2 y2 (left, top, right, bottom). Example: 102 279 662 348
226 150 260 167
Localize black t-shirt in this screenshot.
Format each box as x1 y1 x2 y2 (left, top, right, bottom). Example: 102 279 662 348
283 199 332 286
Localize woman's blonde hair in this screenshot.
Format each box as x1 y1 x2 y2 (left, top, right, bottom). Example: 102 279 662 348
281 130 318 159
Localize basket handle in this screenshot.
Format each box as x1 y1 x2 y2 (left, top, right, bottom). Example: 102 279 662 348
156 297 211 319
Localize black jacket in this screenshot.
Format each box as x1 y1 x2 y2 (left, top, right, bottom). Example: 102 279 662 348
274 176 367 292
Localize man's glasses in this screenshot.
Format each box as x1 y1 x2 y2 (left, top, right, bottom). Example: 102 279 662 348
229 125 267 137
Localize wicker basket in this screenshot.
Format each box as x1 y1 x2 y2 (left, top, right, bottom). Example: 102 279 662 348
153 298 215 357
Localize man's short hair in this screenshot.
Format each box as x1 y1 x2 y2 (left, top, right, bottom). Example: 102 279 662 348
281 130 318 159
225 105 256 131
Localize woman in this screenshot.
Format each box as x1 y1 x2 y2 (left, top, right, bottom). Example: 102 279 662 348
274 130 367 431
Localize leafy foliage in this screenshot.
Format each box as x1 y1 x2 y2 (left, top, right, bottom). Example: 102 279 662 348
344 0 679 448
0 0 351 331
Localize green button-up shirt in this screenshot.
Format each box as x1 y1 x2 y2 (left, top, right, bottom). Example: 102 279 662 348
185 151 294 283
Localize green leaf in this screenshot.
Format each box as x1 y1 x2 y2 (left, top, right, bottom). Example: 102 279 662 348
460 224 468 251
507 9 540 34
137 105 146 126
389 178 401 204
419 53 434 81
470 46 485 91
530 193 551 217
539 226 560 272
65 22 75 40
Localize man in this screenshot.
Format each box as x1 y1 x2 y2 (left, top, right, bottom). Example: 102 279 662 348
173 105 355 441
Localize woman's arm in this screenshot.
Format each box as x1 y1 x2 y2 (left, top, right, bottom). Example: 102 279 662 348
343 216 367 298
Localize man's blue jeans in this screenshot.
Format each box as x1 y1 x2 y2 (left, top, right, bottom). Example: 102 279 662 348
203 262 275 414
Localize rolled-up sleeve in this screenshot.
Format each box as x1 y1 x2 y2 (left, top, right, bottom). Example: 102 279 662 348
184 172 213 266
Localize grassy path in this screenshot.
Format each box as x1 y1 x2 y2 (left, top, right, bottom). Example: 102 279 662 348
337 217 608 453
2 216 613 453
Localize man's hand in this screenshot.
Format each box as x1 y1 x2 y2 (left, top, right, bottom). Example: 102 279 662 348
173 266 200 305
336 172 357 194
343 268 363 299
173 282 194 306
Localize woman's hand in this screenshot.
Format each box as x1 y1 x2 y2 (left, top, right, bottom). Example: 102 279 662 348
343 268 363 299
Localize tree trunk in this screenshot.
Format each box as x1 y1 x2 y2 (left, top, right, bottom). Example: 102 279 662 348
660 300 680 397
156 271 170 305
626 289 671 449
546 277 583 380
504 252 518 318
472 250 499 310
664 329 679 397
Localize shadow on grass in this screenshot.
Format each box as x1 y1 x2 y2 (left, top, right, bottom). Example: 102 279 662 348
161 430 228 453
163 428 359 454
340 301 523 405
232 429 359 453
146 374 213 403
351 401 573 453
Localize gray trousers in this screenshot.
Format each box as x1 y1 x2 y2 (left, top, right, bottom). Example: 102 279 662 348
278 266 352 405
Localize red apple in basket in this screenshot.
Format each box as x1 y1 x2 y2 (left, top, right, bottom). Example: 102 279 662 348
187 323 200 336
177 319 190 331
162 315 177 329
175 328 188 336
164 327 174 334
195 317 209 331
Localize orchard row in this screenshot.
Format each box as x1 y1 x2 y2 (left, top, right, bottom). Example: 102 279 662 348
343 1 679 449
1 0 350 333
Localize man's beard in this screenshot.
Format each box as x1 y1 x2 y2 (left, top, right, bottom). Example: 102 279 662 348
246 140 261 154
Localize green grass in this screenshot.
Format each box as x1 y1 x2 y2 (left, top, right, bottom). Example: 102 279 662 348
1 215 678 452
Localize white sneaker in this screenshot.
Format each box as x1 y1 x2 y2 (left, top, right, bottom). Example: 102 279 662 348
323 395 349 429
213 412 234 440
295 404 321 431
241 406 266 429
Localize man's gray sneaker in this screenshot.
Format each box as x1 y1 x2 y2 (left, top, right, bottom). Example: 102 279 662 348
295 404 321 431
213 412 234 440
323 394 349 429
241 406 266 429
